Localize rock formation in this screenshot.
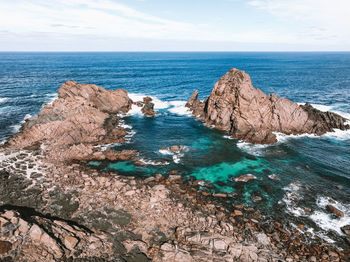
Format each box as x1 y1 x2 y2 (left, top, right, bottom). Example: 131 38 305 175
186 68 349 144
141 97 157 116
6 81 135 163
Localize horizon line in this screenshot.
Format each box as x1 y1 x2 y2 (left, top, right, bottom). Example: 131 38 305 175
1 50 350 53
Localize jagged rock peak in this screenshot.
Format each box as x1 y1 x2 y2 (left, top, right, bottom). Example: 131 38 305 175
186 68 349 144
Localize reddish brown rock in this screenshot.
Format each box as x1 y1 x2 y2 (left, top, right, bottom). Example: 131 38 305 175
169 145 185 152
6 81 133 163
326 205 344 217
232 210 243 216
0 240 12 255
186 68 349 144
341 225 350 236
140 97 156 116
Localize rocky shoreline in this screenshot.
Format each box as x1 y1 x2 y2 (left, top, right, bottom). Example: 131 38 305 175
0 148 348 261
0 73 349 261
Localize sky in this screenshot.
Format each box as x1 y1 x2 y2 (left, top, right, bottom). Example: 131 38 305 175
0 0 349 51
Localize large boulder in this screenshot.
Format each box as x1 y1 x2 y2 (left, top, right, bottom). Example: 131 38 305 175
6 81 133 162
186 68 349 144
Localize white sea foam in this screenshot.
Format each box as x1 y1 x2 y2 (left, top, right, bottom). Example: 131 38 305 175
323 128 350 140
274 129 350 142
282 184 350 241
46 93 58 105
125 130 136 140
120 123 132 129
173 154 183 164
281 182 307 217
236 141 269 156
127 104 143 116
10 114 32 133
158 146 188 164
138 158 170 166
0 97 8 103
127 93 192 117
309 196 350 235
129 93 169 109
118 119 132 130
11 125 21 133
274 132 318 142
159 149 173 155
305 227 336 244
98 143 122 151
167 101 192 116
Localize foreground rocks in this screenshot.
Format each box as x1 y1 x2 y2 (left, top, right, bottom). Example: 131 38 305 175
186 68 349 144
1 149 347 261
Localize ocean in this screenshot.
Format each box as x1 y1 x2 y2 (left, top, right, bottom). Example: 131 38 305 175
0 52 349 246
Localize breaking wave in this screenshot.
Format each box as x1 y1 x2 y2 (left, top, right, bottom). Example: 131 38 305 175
126 93 191 117
0 97 8 103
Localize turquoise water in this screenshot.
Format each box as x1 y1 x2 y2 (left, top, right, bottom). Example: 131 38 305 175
1 52 350 244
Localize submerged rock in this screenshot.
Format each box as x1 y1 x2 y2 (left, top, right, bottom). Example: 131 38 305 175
186 68 349 144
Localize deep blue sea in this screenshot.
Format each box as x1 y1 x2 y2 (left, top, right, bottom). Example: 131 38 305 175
0 52 349 245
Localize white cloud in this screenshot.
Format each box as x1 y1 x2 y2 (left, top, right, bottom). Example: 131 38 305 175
0 0 349 50
0 0 202 40
0 0 293 43
249 0 350 45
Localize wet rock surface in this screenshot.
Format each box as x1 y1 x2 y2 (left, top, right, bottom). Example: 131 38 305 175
326 205 344 218
186 68 349 144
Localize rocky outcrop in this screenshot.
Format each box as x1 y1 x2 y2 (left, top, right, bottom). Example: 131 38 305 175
0 208 112 261
132 96 157 116
186 68 349 144
141 97 157 116
5 81 134 162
